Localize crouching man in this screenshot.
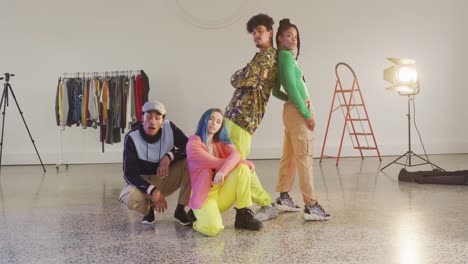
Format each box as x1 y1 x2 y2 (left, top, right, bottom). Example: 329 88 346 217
119 100 193 225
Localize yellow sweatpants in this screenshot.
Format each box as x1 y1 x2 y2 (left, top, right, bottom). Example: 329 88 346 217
193 164 253 236
224 119 272 206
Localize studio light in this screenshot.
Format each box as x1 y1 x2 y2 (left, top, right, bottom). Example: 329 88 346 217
383 58 419 95
381 58 443 171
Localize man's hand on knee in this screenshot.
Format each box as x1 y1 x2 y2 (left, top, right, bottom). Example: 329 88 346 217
152 189 168 212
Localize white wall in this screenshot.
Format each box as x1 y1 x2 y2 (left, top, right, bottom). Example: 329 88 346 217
1 0 467 165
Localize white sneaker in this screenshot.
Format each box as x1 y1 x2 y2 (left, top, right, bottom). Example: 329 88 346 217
255 203 278 221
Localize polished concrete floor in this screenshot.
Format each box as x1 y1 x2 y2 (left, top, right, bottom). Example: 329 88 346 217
0 154 467 264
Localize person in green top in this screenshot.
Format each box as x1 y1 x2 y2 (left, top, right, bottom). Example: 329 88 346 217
272 18 330 221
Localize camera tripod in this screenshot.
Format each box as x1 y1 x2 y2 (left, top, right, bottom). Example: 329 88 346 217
0 73 46 172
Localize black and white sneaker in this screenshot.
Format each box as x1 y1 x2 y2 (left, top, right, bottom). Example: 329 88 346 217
303 203 331 221
174 207 193 226
276 193 301 212
187 209 197 222
142 207 156 224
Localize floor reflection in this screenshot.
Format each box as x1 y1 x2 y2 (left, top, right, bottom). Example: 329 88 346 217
0 156 466 263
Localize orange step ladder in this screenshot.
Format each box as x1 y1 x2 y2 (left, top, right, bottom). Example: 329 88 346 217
320 62 381 165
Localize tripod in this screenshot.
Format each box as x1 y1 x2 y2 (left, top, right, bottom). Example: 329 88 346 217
381 95 443 171
0 73 46 172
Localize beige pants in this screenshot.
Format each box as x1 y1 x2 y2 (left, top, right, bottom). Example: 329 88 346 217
119 159 191 215
276 101 317 205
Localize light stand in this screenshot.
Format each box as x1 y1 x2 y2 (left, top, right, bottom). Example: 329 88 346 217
381 95 443 171
0 73 46 172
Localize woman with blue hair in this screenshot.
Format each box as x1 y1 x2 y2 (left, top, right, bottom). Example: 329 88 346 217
186 108 263 236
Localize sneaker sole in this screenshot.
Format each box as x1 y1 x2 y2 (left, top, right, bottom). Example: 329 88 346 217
142 220 156 224
177 220 193 226
303 213 330 221
276 204 301 212
255 214 277 222
234 223 263 230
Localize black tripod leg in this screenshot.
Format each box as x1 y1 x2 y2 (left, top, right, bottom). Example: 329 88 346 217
381 151 411 171
6 84 46 172
411 152 445 171
0 85 5 111
0 86 8 170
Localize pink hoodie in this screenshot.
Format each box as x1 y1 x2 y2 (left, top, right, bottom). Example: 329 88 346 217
186 135 247 209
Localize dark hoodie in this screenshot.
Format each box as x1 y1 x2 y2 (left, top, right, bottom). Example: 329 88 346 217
122 121 188 193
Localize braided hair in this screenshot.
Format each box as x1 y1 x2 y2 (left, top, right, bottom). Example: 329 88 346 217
276 18 301 60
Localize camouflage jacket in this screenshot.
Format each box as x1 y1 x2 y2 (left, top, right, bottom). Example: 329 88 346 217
225 47 278 134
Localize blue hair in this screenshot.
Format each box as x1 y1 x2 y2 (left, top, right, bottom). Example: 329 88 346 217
195 108 232 145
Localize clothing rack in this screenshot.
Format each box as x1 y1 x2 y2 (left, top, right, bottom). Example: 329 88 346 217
58 70 142 79
56 69 149 170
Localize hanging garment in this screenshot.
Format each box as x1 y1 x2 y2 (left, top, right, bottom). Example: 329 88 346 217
135 74 144 121
140 70 150 103
126 75 134 129
54 71 149 148
88 79 99 127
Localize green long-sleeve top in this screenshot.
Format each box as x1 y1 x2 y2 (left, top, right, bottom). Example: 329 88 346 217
273 50 312 119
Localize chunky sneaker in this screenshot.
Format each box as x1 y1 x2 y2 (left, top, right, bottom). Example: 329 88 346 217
234 207 263 231
187 209 197 222
255 203 278 221
174 207 193 226
276 193 301 212
142 207 156 224
303 203 331 221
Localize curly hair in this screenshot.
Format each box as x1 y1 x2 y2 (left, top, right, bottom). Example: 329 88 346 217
276 18 301 60
246 13 274 33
